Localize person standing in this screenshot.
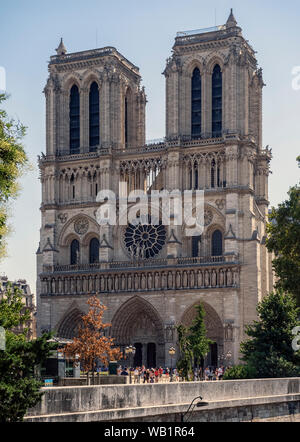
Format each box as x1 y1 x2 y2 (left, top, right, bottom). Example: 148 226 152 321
218 365 224 381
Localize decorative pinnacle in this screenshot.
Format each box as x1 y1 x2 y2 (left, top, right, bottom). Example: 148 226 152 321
226 8 237 28
56 38 67 55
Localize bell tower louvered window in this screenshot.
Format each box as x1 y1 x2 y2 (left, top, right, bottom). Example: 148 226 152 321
191 68 202 139
69 85 80 153
212 65 222 137
89 82 99 150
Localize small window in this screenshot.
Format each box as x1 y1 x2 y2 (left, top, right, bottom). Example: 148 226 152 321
70 239 80 265
212 230 223 256
89 238 99 264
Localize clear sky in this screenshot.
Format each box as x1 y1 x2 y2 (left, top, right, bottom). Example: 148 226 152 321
0 0 299 294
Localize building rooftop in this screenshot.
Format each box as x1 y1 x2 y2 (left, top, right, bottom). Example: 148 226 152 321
49 44 140 75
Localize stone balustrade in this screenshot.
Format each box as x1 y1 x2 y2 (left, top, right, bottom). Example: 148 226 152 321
40 257 240 296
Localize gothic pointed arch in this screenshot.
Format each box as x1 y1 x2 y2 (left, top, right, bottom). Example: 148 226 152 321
181 301 223 344
111 296 164 345
182 56 206 74
58 213 99 247
56 306 84 339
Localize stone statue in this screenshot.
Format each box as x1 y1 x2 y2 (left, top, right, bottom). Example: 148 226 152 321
155 272 159 288
212 270 217 287
141 273 146 289
148 273 153 289
227 270 232 286
219 270 224 286
197 270 202 287
204 270 210 287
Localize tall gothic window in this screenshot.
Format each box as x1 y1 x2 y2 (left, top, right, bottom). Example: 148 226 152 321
212 65 222 137
70 239 80 265
191 68 202 139
89 238 99 264
69 85 80 153
89 82 99 150
124 96 128 145
211 230 223 256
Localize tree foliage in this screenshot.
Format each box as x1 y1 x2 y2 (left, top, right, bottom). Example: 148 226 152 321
0 284 57 422
223 364 256 380
63 296 122 373
266 160 300 305
176 303 213 380
0 94 28 259
239 291 300 379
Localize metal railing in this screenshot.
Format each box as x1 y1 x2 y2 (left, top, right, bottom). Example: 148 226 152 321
45 255 236 274
177 25 226 37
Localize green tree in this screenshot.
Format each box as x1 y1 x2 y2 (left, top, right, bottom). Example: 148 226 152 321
266 160 300 305
0 283 57 422
0 94 28 259
176 303 213 380
239 291 300 378
176 324 193 380
189 304 213 369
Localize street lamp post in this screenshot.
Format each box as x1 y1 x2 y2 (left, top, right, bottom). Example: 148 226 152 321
125 345 136 384
169 346 176 382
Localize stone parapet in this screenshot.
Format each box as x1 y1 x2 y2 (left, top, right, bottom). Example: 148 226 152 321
25 378 300 422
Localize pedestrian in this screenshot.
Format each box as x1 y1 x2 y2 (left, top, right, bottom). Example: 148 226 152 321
194 367 198 381
158 366 163 381
204 366 210 381
133 367 139 383
121 366 128 376
198 366 203 381
146 369 150 383
218 365 224 381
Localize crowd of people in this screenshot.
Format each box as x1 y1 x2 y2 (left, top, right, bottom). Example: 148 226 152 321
116 365 229 383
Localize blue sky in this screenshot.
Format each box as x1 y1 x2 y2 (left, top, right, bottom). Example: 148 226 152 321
0 0 299 293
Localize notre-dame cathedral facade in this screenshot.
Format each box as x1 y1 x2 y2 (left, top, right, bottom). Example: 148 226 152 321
36 10 273 368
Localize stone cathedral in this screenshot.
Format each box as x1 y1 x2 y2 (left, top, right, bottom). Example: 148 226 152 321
36 10 273 368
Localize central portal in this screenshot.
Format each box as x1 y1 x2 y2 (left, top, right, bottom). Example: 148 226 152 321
111 297 165 367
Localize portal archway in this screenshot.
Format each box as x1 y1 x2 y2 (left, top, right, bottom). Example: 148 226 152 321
56 308 84 339
181 301 223 368
111 297 164 367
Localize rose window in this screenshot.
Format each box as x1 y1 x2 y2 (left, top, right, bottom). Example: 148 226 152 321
124 216 166 259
